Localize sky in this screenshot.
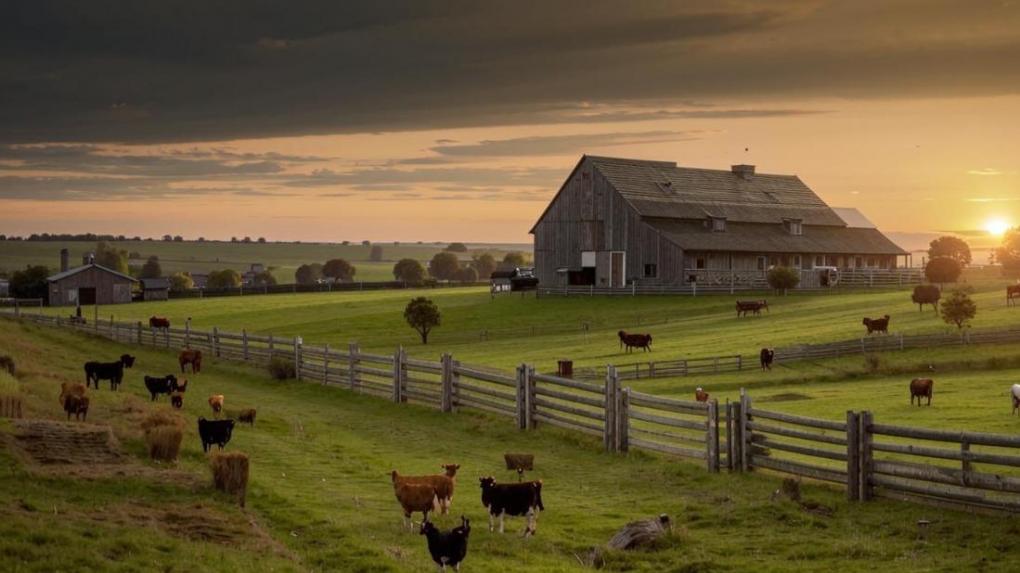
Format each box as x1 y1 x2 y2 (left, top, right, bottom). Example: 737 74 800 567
1 1 1019 248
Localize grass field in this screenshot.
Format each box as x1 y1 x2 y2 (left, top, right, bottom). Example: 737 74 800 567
4 318 1020 572
0 240 530 283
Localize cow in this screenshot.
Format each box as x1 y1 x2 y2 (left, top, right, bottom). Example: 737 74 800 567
479 477 544 537
910 378 934 406
63 394 89 421
84 354 135 390
392 465 460 515
238 408 257 427
862 315 890 335
393 473 441 530
1011 384 1020 415
170 392 184 409
695 387 709 402
1008 285 1020 307
911 285 941 313
760 348 775 371
618 331 652 353
143 375 178 401
179 349 202 374
58 382 87 406
736 300 768 317
149 316 170 330
197 417 235 452
421 516 470 572
208 394 225 415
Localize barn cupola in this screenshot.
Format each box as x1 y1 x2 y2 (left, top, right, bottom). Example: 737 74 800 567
731 164 755 179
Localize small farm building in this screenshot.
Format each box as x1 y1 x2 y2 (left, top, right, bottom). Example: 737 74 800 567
139 277 170 301
530 156 908 289
47 262 137 306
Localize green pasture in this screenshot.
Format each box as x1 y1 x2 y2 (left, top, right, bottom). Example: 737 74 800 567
3 319 1020 572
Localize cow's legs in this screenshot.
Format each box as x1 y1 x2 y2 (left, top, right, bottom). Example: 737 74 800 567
488 508 494 532
499 511 505 534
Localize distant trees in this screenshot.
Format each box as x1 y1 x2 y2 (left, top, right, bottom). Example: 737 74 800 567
994 227 1020 274
207 269 242 289
257 237 266 243
95 241 129 274
455 267 479 283
231 237 239 243
924 257 962 287
295 263 323 285
370 245 384 262
471 253 497 280
393 259 426 284
10 265 50 299
323 258 356 282
361 240 371 247
252 270 277 286
445 242 468 253
173 235 183 242
941 288 977 330
928 236 971 265
162 234 173 241
168 272 194 292
429 252 460 281
404 297 440 344
242 236 252 243
140 256 162 279
503 252 526 266
767 266 800 295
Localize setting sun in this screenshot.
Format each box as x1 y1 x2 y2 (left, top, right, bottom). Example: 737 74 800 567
985 219 1012 236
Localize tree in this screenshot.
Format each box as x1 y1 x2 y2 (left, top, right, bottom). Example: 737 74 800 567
445 242 468 253
322 258 356 282
162 234 173 241
471 253 497 280
995 227 1020 274
393 258 426 284
257 237 266 243
173 235 183 242
168 272 194 292
140 256 162 279
207 269 242 289
94 241 129 274
231 237 239 243
242 236 252 243
10 265 50 299
369 245 384 262
252 270 277 286
767 266 800 295
404 297 440 344
924 256 962 287
295 263 323 284
361 240 371 247
429 252 460 281
503 252 526 266
941 288 977 330
928 236 971 265
455 266 479 283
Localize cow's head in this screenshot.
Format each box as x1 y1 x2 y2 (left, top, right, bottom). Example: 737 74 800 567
479 476 496 490
441 463 460 477
121 354 136 367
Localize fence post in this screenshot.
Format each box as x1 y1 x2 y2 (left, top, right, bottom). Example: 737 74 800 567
322 343 330 384
736 355 742 371
392 346 404 403
525 365 537 429
213 327 221 357
136 321 142 345
514 364 527 427
617 387 630 452
707 399 720 473
294 336 303 381
185 318 191 349
349 342 360 391
859 411 874 501
603 365 618 453
725 400 734 471
242 329 249 361
846 410 860 501
440 354 453 412
268 334 275 360
961 440 972 477
739 389 752 471
451 358 461 409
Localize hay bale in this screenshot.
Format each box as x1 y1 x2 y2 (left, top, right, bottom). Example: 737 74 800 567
140 410 184 432
504 453 534 471
145 425 182 461
210 451 250 507
606 514 672 551
0 395 23 419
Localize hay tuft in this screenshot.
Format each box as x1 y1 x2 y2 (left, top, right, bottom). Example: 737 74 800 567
145 425 183 462
210 451 250 507
141 410 185 432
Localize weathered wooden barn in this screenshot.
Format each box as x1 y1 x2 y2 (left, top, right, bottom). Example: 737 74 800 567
47 262 137 306
139 277 170 301
530 156 908 289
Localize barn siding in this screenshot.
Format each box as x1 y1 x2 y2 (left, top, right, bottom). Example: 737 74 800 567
48 267 135 306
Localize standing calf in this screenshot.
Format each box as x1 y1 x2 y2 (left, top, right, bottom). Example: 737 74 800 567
208 394 225 415
760 348 775 371
695 387 709 402
618 331 652 353
862 315 890 335
421 516 470 572
479 477 544 537
179 349 202 374
392 465 459 515
197 417 235 452
144 375 178 401
910 378 934 406
63 394 89 421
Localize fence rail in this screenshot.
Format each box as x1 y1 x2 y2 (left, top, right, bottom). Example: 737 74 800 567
5 308 1020 512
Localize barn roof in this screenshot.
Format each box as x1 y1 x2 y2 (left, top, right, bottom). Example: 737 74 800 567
139 277 170 290
47 263 138 283
645 218 907 255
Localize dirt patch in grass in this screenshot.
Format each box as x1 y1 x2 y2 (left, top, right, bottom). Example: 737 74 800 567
759 392 813 403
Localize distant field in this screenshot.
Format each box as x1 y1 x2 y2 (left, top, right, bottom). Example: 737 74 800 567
0 240 531 283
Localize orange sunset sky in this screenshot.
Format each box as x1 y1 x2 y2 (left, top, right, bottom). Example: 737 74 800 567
1 2 1018 248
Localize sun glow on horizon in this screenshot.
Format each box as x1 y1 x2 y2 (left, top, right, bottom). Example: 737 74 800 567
985 218 1012 237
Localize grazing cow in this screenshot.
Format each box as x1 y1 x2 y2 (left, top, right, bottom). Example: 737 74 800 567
238 408 257 427
862 315 891 335
58 382 87 406
170 392 184 409
392 465 460 515
62 394 89 421
695 387 709 402
910 378 934 406
392 473 441 530
912 285 941 313
421 516 470 572
84 354 135 390
208 394 225 415
479 477 544 537
179 350 202 374
144 375 178 401
1008 285 1020 307
760 348 775 371
736 300 769 317
197 417 235 452
618 331 653 353
148 316 170 330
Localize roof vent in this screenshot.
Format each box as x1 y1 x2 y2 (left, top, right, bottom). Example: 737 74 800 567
731 164 755 179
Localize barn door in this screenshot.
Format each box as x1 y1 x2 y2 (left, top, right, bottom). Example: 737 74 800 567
78 287 96 305
610 252 625 288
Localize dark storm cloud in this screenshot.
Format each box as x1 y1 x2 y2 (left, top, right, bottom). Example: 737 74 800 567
3 1 1019 144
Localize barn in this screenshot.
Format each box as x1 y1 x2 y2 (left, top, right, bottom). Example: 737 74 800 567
47 256 137 306
139 277 170 301
530 156 909 289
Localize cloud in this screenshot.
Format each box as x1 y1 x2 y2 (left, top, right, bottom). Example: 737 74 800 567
966 197 1020 203
427 130 712 158
284 166 562 189
0 175 288 201
967 168 1003 176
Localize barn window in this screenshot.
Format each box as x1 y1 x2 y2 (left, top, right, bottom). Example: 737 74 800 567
793 255 802 268
784 219 803 235
696 257 706 270
711 217 727 232
756 256 766 271
814 255 824 267
644 263 658 278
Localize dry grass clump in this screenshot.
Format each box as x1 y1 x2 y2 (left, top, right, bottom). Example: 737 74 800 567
0 370 23 419
141 410 185 432
142 410 185 462
210 451 250 507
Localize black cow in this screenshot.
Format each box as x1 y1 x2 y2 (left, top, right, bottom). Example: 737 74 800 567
144 374 179 401
760 348 775 371
421 516 470 571
479 477 544 536
198 417 235 452
84 354 135 390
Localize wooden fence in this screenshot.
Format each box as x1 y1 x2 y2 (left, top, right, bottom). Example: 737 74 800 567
7 310 1020 512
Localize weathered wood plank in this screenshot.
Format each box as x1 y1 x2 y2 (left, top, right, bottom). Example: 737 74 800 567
751 455 848 484
747 421 847 446
749 408 846 431
628 409 707 431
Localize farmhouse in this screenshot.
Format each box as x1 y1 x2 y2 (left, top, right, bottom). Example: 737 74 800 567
531 156 908 289
47 251 137 306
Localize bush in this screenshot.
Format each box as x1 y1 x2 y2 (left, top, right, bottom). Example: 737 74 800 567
941 287 977 330
268 357 296 380
455 267 478 283
210 451 250 507
10 265 50 299
767 266 800 294
444 242 468 252
924 256 962 286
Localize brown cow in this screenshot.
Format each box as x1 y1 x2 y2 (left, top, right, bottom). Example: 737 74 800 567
910 378 934 406
63 394 90 421
863 315 890 335
179 349 202 374
1008 285 1020 307
59 382 87 405
149 316 170 329
695 387 709 402
618 331 652 353
736 300 768 317
208 394 225 415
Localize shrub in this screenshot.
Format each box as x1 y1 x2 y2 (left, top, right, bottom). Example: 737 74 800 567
924 256 962 286
941 287 977 330
268 357 296 380
766 266 800 294
210 451 250 507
